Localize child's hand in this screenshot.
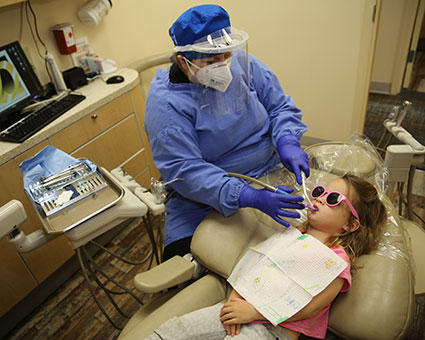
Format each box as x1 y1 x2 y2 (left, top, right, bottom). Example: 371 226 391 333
220 298 263 325
223 322 241 337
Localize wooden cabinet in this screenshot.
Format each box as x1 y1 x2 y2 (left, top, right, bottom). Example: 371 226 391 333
0 0 22 7
71 115 142 170
49 94 134 154
0 142 75 316
130 87 161 186
0 83 159 317
0 159 37 317
49 88 159 187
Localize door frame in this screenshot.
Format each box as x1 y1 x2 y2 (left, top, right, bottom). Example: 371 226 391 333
402 0 425 89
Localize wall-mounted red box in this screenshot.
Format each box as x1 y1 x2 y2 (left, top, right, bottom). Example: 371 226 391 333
51 23 77 55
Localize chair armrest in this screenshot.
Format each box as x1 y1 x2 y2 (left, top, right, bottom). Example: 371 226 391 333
119 274 228 340
134 256 195 293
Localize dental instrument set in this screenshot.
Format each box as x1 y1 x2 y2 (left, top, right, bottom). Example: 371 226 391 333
28 159 110 217
38 162 89 188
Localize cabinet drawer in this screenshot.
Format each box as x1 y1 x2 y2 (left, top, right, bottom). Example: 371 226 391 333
50 94 133 153
121 149 148 179
71 115 143 172
135 168 152 189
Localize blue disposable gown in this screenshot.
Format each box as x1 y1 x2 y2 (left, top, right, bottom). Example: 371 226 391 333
144 52 308 246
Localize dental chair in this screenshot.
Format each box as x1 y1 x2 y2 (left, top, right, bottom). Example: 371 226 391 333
118 135 418 340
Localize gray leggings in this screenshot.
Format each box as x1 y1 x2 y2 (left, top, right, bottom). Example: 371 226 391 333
144 303 292 340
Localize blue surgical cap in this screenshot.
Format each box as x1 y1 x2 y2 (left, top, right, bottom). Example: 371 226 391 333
170 4 231 47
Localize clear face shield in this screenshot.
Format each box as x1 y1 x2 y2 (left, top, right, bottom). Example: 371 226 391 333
175 27 250 115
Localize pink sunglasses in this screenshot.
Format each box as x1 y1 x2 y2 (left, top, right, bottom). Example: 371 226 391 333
311 185 359 220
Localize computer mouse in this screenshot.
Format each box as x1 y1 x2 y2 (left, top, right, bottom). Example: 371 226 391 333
106 75 124 84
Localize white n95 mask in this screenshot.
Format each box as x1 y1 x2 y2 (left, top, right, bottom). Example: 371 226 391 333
185 58 233 92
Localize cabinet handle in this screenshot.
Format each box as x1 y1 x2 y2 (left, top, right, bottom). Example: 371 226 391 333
91 114 98 119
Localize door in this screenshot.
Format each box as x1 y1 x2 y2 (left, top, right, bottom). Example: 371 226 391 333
370 0 423 95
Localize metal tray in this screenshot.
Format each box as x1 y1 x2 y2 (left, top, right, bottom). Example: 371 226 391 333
29 165 124 234
29 160 107 216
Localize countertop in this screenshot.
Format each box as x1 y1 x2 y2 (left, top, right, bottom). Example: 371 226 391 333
0 68 139 165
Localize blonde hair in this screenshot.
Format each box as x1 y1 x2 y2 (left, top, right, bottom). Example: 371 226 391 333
325 174 387 272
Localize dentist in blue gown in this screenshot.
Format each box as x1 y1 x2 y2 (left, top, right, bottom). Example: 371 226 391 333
144 4 310 261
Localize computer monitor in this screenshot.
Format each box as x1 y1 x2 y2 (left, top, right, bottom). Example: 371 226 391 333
0 41 44 129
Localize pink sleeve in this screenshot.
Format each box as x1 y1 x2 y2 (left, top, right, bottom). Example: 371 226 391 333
332 247 351 292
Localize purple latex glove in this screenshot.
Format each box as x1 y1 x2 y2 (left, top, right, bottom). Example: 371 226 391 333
239 184 304 227
277 135 310 185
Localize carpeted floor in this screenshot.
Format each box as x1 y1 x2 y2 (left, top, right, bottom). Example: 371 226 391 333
364 91 425 156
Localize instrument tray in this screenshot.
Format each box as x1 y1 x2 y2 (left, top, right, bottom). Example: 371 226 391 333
28 165 124 234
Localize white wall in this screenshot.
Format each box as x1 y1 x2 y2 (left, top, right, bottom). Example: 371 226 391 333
0 0 379 142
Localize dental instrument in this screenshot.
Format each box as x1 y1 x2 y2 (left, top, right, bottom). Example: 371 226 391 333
301 172 317 211
150 177 184 205
377 101 413 156
395 100 413 127
227 172 317 211
301 202 318 211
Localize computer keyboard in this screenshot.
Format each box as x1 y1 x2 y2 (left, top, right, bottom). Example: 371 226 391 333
0 93 86 143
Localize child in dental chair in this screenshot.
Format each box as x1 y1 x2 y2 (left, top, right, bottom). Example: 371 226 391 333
144 174 387 340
